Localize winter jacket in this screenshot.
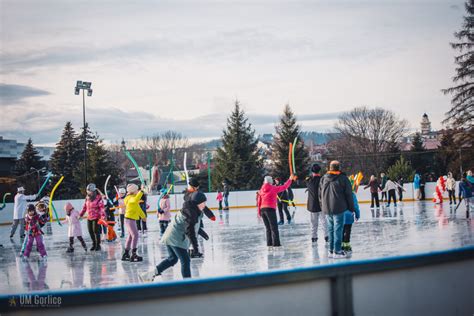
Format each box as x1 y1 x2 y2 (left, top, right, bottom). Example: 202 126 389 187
124 191 146 220
364 179 380 194
13 193 37 220
216 192 223 202
257 179 293 215
446 177 456 191
319 172 355 215
414 174 421 190
306 174 322 213
25 213 45 237
223 184 230 197
344 193 360 225
80 194 105 221
159 198 171 221
381 175 388 190
459 180 473 199
277 189 289 203
467 175 474 185
385 180 402 192
161 192 204 251
65 209 82 237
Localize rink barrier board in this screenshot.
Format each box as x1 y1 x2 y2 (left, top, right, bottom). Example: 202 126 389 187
1 246 473 315
0 182 442 226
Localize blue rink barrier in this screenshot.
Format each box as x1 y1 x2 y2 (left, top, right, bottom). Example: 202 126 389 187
1 246 473 315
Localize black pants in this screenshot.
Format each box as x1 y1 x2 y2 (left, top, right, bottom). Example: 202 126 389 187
136 209 147 231
448 190 456 204
370 192 380 208
387 189 397 205
277 202 291 222
420 185 426 200
218 201 223 210
343 224 352 243
119 214 125 235
261 208 281 246
381 191 387 202
398 188 403 202
87 219 100 248
159 220 169 234
156 245 191 278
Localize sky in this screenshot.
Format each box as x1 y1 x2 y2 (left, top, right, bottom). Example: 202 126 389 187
0 0 466 145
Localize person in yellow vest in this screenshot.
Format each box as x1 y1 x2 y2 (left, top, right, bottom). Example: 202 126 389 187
121 184 146 262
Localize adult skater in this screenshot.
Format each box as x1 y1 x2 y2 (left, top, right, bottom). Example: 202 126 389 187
397 177 404 202
136 185 148 235
414 173 421 200
420 174 426 200
319 161 355 259
459 174 473 218
151 190 209 279
257 174 296 249
275 177 292 225
380 173 388 203
364 175 380 208
306 164 327 244
122 184 147 262
11 187 37 239
223 180 230 210
385 177 404 207
79 183 106 251
446 172 457 205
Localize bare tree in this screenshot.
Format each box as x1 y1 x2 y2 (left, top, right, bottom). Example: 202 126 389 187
138 131 189 166
328 107 408 176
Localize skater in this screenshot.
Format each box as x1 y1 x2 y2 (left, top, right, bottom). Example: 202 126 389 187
319 161 355 259
11 187 37 239
306 163 328 244
380 173 388 203
364 175 380 208
104 195 117 242
342 188 361 254
446 172 457 205
63 202 87 253
414 173 421 200
420 174 426 200
216 190 223 215
275 177 292 224
152 190 209 279
21 201 48 256
223 180 230 210
397 177 404 202
22 204 47 260
158 194 171 234
122 184 146 262
117 188 126 238
257 174 296 249
79 183 106 251
459 174 473 218
385 177 404 207
136 185 148 235
467 170 474 184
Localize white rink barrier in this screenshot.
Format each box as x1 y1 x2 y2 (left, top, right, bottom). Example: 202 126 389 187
0 182 442 225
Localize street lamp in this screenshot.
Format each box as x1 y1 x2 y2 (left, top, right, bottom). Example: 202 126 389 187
75 81 93 187
30 167 47 192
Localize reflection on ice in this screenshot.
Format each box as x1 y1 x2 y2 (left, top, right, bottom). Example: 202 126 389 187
0 201 472 294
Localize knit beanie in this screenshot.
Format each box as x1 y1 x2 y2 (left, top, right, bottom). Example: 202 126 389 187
127 183 139 194
191 191 207 205
311 163 321 173
264 176 273 184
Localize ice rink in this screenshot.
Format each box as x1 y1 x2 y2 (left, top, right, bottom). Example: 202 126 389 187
1 201 473 294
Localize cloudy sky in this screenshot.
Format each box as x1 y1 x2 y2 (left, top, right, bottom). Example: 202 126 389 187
0 0 465 145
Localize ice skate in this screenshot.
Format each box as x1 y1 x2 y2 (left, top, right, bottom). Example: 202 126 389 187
66 247 74 253
121 249 130 261
333 251 347 259
139 268 160 283
130 248 143 262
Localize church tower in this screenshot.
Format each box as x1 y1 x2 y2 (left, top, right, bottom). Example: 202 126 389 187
420 113 431 136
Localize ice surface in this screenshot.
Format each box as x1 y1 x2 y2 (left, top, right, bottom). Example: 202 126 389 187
0 201 473 294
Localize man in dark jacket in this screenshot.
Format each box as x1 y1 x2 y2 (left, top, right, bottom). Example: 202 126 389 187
275 177 292 225
319 161 355 259
306 164 328 244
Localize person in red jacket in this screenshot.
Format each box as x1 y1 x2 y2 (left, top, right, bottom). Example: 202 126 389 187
257 174 297 249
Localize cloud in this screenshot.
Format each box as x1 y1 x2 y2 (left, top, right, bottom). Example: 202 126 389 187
0 84 51 103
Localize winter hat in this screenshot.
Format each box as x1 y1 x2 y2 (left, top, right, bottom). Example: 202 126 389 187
264 176 273 184
311 163 321 173
191 191 207 205
27 204 35 212
17 187 25 192
64 202 74 212
127 183 139 194
118 188 126 195
86 183 96 192
189 178 200 188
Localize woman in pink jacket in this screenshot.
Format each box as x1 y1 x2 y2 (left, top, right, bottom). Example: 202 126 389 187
79 183 105 251
64 202 87 253
158 194 171 234
257 175 296 249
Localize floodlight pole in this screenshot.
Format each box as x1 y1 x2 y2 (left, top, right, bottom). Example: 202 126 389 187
83 89 87 186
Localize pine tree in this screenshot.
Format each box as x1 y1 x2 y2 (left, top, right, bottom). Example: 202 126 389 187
442 0 474 145
409 133 428 175
15 138 43 193
50 122 81 198
213 101 263 190
271 104 309 182
387 156 415 182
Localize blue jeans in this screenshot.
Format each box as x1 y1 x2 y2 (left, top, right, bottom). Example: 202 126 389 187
327 213 345 254
156 246 191 278
224 195 229 209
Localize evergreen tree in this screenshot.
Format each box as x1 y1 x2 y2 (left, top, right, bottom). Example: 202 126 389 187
384 137 402 171
271 104 309 183
213 101 263 190
387 156 415 182
15 138 43 193
409 132 426 174
75 123 96 189
442 0 474 145
50 122 81 198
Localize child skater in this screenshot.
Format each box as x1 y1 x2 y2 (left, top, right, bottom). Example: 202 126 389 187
122 184 146 262
342 185 361 255
117 188 126 238
21 201 49 256
103 195 117 242
22 204 47 260
64 202 87 253
216 190 223 215
158 194 171 234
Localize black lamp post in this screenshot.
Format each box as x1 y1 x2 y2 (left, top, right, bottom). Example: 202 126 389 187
75 81 93 187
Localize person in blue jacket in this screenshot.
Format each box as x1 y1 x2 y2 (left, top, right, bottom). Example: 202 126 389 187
342 191 360 254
